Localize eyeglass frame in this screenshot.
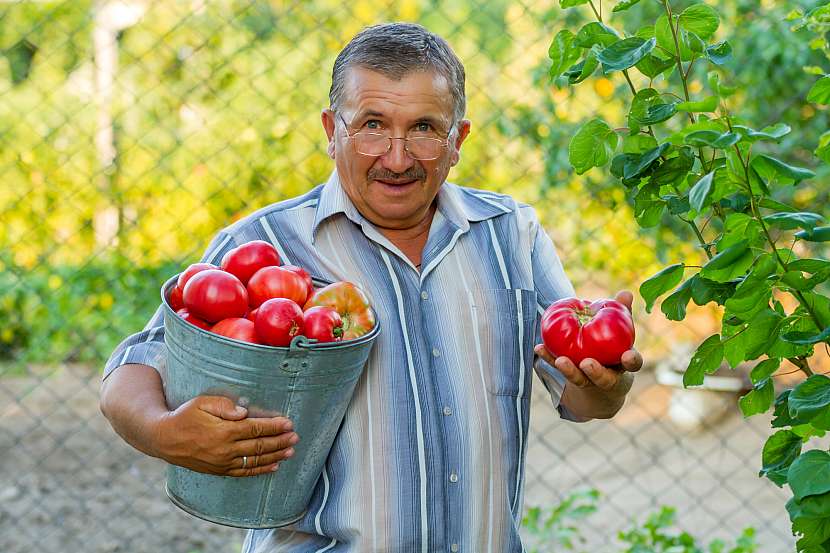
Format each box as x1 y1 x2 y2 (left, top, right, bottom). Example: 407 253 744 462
336 112 455 161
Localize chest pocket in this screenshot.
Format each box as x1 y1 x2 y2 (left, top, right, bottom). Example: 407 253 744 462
471 288 538 397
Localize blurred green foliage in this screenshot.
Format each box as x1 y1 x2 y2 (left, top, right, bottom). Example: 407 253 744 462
1 0 827 365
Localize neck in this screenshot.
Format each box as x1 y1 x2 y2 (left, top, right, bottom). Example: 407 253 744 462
376 203 437 244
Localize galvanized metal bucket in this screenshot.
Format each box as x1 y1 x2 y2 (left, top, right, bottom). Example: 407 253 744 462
160 275 380 528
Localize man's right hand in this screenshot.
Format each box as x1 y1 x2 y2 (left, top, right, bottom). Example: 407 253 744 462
156 395 299 477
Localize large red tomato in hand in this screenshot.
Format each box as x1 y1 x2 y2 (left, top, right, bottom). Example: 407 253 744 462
255 298 304 346
183 269 248 323
247 266 308 308
303 306 344 343
540 298 635 367
304 281 375 340
211 317 259 344
221 240 280 285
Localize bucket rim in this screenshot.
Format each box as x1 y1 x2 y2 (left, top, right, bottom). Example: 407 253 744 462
161 273 380 351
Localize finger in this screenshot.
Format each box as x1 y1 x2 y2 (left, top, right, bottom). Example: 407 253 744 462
553 356 590 388
196 396 247 421
233 432 300 458
614 290 634 311
237 446 296 472
579 358 619 391
235 416 294 440
620 349 644 372
227 461 283 478
534 344 556 366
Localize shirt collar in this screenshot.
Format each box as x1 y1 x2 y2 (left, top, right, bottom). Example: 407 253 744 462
311 170 510 242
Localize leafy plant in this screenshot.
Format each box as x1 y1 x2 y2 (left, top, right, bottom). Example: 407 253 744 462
521 489 757 552
548 1 830 550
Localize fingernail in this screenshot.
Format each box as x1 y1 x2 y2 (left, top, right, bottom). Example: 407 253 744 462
284 448 294 458
271 463 280 472
283 421 293 431
289 434 299 445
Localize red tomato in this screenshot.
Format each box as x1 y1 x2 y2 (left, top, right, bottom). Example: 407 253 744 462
247 266 308 308
175 308 212 330
303 306 344 343
169 285 185 311
183 269 249 323
282 265 314 299
211 317 259 344
221 240 280 285
304 281 375 340
177 263 218 290
245 308 258 322
255 298 304 347
540 298 635 367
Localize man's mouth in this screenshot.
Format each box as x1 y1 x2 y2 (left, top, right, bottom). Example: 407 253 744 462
375 178 418 186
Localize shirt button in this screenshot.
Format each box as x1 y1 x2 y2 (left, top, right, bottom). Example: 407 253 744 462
451 545 459 552
421 291 429 300
449 472 458 483
432 348 441 358
443 406 452 416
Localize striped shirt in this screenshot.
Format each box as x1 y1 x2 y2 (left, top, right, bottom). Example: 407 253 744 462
104 171 577 552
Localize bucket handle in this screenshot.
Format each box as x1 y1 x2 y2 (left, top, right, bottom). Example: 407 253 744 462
278 335 317 374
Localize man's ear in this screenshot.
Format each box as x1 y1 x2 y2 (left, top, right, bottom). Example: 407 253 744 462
449 119 471 167
321 109 336 159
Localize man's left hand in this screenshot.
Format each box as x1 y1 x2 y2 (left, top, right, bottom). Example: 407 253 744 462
534 290 643 418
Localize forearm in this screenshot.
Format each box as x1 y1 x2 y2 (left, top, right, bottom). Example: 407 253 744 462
100 363 169 459
559 372 633 420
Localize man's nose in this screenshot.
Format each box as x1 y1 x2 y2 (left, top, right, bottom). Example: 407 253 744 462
379 137 416 174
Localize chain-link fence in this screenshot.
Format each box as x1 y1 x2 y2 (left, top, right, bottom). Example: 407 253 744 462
1 1 825 551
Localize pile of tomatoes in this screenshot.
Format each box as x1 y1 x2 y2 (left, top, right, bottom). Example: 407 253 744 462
166 240 375 346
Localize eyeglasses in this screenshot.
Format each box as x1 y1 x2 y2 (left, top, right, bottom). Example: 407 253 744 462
338 113 452 161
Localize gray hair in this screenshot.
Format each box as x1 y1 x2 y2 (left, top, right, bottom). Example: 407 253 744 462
329 23 466 126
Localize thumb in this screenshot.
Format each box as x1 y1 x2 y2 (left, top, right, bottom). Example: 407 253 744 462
614 290 634 311
196 396 248 421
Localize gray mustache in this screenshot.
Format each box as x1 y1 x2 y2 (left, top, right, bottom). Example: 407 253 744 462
367 168 426 181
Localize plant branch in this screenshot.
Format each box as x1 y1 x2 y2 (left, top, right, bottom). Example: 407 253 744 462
588 0 602 22
662 0 695 124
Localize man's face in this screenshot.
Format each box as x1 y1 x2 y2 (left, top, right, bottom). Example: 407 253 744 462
322 67 471 230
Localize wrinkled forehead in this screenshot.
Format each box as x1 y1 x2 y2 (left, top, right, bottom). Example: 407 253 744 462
339 66 454 126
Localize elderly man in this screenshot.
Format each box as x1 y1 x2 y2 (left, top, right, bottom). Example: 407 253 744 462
100 22 642 552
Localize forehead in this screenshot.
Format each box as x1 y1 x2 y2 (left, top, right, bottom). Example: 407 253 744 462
339 66 454 124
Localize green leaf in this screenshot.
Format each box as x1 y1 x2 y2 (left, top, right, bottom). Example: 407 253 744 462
560 0 590 7
635 54 675 78
706 40 732 65
679 3 720 40
733 123 792 142
569 119 619 175
624 143 671 179
760 429 802 486
563 46 602 84
598 37 656 72
574 22 620 48
815 131 830 164
790 259 830 273
688 171 715 212
656 15 693 61
759 198 799 212
768 316 817 359
6 39 37 86
796 226 830 242
763 212 824 233
684 130 740 148
751 154 816 184
633 189 665 228
700 240 754 283
661 275 696 321
739 378 774 417
683 334 723 387
750 358 781 383
808 76 830 104
675 96 718 113
622 134 658 154
640 263 684 312
724 280 772 322
744 309 783 359
612 0 642 12
789 450 830 501
549 30 582 80
789 375 830 422
651 147 694 185
629 88 677 131
781 327 830 345
691 277 735 306
716 215 761 251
